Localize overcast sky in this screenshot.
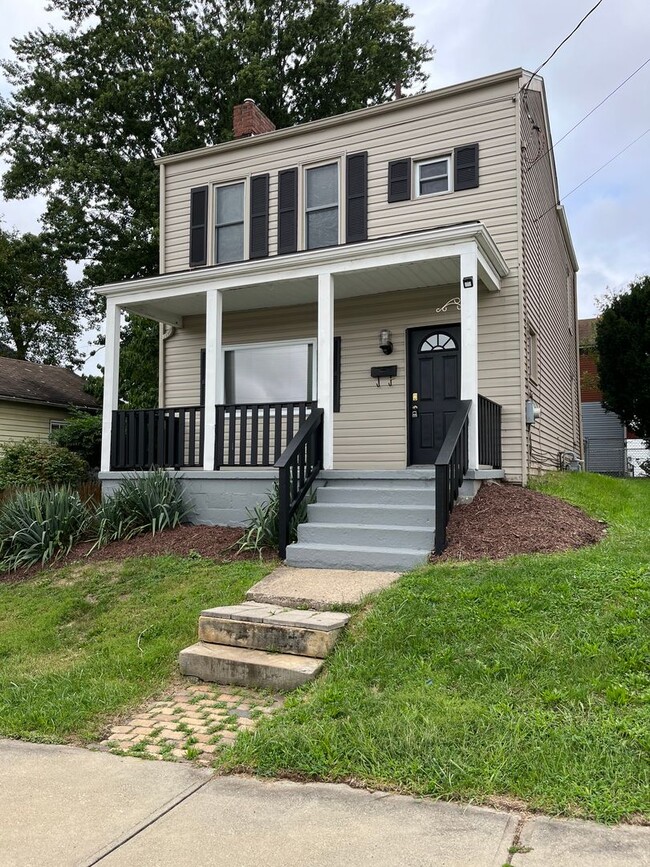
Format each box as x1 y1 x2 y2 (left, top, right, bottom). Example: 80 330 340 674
2 0 650 369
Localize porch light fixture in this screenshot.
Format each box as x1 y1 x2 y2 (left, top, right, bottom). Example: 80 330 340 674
462 276 474 289
379 329 393 355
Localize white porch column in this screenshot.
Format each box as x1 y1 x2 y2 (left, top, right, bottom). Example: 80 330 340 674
460 249 479 471
100 299 121 472
203 288 224 471
317 272 334 470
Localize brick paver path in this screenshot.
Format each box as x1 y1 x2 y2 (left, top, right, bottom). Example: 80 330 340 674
99 682 283 766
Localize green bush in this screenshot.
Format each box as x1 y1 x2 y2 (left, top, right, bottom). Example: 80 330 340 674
0 440 88 490
95 469 188 548
0 487 93 571
237 482 312 554
50 412 102 467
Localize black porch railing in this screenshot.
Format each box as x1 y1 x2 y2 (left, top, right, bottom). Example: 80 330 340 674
478 394 502 469
434 400 471 556
215 401 317 468
276 408 324 559
110 406 204 471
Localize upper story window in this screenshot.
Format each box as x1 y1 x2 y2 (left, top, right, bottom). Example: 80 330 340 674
305 163 339 249
215 182 245 264
416 156 451 197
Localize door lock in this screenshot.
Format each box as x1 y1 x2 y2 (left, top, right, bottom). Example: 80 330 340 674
411 405 419 418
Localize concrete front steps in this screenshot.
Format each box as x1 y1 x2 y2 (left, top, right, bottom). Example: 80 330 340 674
285 473 435 571
179 601 349 691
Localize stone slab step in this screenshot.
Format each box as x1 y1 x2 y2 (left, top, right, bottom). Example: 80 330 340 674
298 521 434 549
286 542 431 572
317 485 434 505
179 642 323 690
198 602 349 658
307 502 433 527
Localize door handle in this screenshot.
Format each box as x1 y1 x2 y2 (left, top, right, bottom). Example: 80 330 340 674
411 405 419 418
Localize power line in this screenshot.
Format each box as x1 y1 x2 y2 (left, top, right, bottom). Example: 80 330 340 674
534 125 650 222
527 55 650 170
521 0 606 93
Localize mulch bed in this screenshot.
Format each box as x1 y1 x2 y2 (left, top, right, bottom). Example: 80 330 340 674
1 525 272 585
436 481 605 561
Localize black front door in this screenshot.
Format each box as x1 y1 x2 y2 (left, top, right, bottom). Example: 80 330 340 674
407 325 461 465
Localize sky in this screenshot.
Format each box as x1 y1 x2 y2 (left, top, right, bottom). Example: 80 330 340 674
1 0 650 371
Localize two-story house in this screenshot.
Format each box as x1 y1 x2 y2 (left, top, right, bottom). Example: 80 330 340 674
97 67 580 570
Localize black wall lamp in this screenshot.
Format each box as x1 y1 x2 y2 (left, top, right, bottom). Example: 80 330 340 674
462 276 474 289
379 328 393 355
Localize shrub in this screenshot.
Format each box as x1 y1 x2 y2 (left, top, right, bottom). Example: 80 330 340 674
95 470 188 547
0 486 92 570
0 440 88 490
50 411 102 467
237 482 312 555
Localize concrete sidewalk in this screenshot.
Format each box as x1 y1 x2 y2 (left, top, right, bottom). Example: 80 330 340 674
1 740 648 867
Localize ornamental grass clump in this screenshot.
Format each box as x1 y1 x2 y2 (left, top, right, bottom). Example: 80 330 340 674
94 469 188 548
237 482 312 555
0 487 93 571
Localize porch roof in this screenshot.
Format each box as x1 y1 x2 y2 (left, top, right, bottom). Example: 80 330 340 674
96 222 509 326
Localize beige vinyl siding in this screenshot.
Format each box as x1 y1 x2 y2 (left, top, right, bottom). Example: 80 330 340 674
520 88 580 473
0 401 70 446
162 79 519 275
163 283 524 478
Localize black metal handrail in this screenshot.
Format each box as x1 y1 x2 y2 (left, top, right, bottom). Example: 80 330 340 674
434 400 471 555
111 406 203 471
275 408 324 559
478 394 502 469
215 401 316 468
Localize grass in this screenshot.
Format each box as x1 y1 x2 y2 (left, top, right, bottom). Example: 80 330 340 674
228 473 650 823
0 555 271 742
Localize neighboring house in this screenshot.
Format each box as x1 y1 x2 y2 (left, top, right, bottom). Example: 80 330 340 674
578 318 627 476
97 68 580 568
0 356 99 445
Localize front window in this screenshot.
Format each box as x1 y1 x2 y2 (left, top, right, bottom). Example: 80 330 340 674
224 341 315 404
416 156 451 196
305 163 339 249
215 182 244 264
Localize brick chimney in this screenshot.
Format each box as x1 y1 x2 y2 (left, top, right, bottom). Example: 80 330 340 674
233 99 276 138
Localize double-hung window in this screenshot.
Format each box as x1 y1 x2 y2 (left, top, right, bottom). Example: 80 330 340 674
305 163 339 249
416 156 451 196
215 182 244 264
224 340 315 404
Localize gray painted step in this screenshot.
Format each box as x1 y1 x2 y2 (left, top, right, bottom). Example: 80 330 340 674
198 602 349 659
298 521 434 549
317 485 434 505
307 502 433 527
179 642 323 690
320 470 436 481
322 477 435 489
286 542 430 572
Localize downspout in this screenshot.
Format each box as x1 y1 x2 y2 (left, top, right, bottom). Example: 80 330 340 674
159 323 175 405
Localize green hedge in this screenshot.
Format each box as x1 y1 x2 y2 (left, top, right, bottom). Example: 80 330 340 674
49 411 102 467
0 440 88 490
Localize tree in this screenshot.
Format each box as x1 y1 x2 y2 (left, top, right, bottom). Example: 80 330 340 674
0 0 431 288
596 276 650 446
0 225 86 364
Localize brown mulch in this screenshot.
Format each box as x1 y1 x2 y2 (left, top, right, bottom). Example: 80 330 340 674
1 524 273 585
436 481 606 562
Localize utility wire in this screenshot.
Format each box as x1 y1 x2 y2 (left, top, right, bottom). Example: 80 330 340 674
527 55 650 171
534 126 650 222
521 0 606 94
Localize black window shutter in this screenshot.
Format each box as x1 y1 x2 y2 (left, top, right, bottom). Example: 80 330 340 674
387 159 411 203
277 168 298 254
189 186 209 267
333 336 341 413
249 174 269 259
346 152 368 243
454 143 479 191
199 349 206 406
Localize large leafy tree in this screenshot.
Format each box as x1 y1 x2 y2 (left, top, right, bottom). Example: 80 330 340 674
0 0 431 398
0 225 85 364
596 276 650 445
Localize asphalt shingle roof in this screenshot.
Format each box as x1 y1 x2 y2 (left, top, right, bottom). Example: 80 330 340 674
0 356 99 409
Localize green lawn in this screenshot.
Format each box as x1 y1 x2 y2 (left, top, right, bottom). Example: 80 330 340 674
0 555 271 742
229 474 650 823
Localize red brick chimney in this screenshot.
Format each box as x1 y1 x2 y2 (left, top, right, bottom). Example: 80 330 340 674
233 99 276 138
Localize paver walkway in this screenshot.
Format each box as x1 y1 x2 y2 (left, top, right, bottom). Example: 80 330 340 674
99 681 283 765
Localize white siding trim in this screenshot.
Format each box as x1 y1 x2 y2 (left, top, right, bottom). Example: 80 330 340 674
318 273 334 469
460 251 479 470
